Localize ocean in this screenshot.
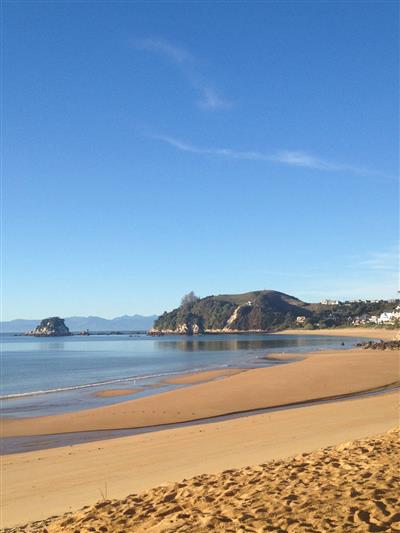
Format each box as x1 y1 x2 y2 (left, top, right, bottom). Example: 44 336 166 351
1 332 365 418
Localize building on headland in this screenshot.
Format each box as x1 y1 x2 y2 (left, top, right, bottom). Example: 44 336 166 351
320 299 340 305
377 311 400 324
296 316 306 324
352 310 400 326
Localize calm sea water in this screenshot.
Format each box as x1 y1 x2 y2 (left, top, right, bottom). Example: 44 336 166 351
1 333 365 418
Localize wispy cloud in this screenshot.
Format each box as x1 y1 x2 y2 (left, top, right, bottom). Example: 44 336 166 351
153 134 391 177
197 87 232 110
134 38 232 110
135 38 192 64
358 246 399 272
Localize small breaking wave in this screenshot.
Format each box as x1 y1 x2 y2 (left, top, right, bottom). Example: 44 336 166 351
0 365 230 400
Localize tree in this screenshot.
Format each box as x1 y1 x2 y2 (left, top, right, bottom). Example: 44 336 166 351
181 291 199 307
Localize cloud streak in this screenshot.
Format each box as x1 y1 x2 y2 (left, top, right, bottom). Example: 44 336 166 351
358 246 399 272
153 134 391 177
134 38 231 110
135 38 192 64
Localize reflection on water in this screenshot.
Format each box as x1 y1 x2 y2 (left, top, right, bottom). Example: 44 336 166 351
155 335 335 353
39 341 67 351
2 332 362 418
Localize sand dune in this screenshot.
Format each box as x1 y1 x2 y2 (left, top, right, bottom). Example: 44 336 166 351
6 427 400 532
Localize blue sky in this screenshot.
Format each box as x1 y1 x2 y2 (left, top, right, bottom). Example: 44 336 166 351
3 1 399 319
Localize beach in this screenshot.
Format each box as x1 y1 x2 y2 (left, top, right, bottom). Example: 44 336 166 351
2 347 398 438
275 327 399 341
3 393 399 529
2 328 399 529
6 426 399 532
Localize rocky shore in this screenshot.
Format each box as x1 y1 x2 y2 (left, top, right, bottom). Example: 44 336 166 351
357 340 400 350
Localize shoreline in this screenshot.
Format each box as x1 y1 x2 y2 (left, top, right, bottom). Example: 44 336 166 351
274 326 398 341
3 380 398 455
2 327 390 405
3 392 398 528
149 326 398 339
2 342 399 438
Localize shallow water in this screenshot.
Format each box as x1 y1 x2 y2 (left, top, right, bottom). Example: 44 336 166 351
0 333 366 417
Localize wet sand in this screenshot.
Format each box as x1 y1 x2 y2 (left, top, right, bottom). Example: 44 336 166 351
2 392 398 528
2 347 399 438
162 367 244 385
93 388 142 398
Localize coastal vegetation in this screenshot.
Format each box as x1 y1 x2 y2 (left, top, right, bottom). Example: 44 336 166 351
152 290 400 334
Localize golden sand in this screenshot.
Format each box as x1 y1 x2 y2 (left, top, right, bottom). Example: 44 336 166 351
276 327 399 341
2 392 398 527
6 428 399 532
2 348 399 438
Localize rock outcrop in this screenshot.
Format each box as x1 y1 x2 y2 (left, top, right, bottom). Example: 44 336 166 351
26 317 71 337
356 340 400 350
148 322 204 336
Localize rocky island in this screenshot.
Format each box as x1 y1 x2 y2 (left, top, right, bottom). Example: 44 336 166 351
25 317 71 337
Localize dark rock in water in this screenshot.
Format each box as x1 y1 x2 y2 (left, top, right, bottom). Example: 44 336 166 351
25 317 71 337
356 340 400 350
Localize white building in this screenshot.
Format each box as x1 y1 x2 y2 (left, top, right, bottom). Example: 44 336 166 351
377 311 400 324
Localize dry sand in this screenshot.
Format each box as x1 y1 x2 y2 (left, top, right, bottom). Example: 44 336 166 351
13 429 400 533
2 347 399 438
94 389 142 398
3 396 399 530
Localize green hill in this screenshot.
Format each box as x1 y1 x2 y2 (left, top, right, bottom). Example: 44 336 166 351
151 291 399 335
151 290 312 334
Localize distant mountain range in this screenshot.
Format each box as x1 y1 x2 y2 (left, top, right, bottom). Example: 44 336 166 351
1 315 158 333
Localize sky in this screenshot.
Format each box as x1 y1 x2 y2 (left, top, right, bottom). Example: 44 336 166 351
3 0 399 320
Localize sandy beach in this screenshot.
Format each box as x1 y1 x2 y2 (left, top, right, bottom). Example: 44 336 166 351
276 326 399 341
6 426 399 532
2 392 399 528
2 327 399 529
2 346 398 438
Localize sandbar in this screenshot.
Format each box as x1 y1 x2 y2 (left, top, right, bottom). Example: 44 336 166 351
2 392 398 528
2 346 399 438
